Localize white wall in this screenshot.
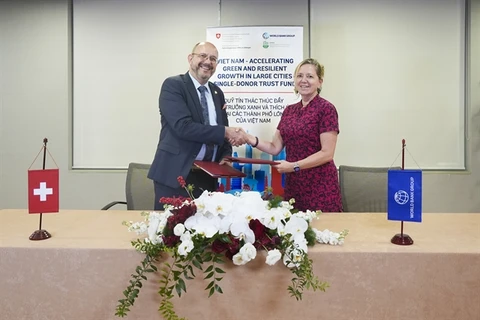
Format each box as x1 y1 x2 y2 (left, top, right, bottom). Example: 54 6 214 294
1 0 479 212
71 0 220 169
72 0 468 170
310 0 466 170
0 0 125 210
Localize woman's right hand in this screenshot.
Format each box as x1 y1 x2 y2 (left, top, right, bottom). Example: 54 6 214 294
245 133 256 146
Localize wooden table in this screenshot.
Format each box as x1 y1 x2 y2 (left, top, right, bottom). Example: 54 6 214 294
1 209 479 320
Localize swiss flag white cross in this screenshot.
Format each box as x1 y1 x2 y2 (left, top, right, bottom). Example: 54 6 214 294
33 182 54 201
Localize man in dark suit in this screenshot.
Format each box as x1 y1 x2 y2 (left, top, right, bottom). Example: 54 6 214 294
148 41 245 210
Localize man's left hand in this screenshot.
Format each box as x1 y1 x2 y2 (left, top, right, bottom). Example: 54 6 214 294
220 158 233 166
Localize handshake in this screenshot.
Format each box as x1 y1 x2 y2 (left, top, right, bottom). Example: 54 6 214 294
225 127 253 147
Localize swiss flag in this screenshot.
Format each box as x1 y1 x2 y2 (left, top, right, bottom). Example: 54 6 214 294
28 169 59 213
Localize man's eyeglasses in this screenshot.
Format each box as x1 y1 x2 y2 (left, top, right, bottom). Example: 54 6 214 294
192 53 218 63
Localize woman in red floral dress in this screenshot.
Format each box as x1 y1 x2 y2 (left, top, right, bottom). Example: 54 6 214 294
243 58 342 212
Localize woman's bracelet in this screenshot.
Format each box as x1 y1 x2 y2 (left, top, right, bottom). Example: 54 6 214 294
251 136 259 148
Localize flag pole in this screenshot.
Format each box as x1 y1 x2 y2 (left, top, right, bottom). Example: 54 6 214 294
390 139 413 245
38 138 47 231
29 138 52 241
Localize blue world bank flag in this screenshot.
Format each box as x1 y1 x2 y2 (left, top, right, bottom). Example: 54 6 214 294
387 170 422 222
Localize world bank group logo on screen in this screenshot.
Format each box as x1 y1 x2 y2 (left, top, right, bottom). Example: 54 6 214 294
394 190 409 205
262 32 295 40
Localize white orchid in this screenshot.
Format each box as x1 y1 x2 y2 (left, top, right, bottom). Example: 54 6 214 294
184 214 221 239
180 231 192 242
293 209 319 222
276 222 287 236
283 245 305 268
126 193 347 252
240 242 257 260
173 223 185 236
232 253 247 265
121 189 348 319
284 215 308 237
230 220 255 244
177 240 194 256
293 234 308 253
232 242 257 265
195 190 236 216
265 249 282 266
262 207 288 230
231 191 268 220
146 212 165 244
313 228 349 245
126 221 148 235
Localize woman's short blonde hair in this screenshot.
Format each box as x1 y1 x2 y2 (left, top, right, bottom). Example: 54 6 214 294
294 58 325 94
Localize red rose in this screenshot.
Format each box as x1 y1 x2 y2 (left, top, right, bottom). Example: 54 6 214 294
249 219 271 249
162 235 180 247
226 236 241 258
249 219 265 239
211 239 228 254
175 203 196 223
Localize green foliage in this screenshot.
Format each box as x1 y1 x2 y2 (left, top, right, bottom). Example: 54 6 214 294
286 251 329 301
338 229 349 241
153 235 226 320
278 236 329 301
159 298 186 320
115 241 163 317
304 227 317 247
202 251 225 297
266 195 285 209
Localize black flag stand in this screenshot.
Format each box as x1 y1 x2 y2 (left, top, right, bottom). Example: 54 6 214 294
390 139 414 246
29 138 52 241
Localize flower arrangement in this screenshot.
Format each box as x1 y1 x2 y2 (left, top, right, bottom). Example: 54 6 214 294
115 177 348 320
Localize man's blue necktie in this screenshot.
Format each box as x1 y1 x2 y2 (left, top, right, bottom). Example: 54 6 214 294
198 86 214 162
